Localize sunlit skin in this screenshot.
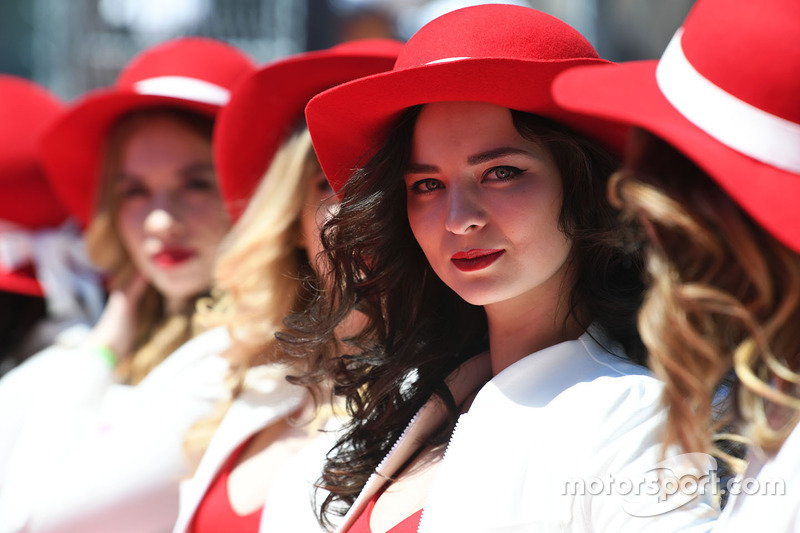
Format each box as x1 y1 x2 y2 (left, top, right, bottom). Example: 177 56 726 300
115 115 231 315
405 101 577 373
299 166 338 277
370 102 582 532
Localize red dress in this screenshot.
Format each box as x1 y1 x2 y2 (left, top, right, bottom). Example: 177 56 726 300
191 439 263 533
348 491 423 533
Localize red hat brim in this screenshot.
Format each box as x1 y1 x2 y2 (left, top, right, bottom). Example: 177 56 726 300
214 40 401 220
306 56 629 194
40 90 220 227
553 61 800 254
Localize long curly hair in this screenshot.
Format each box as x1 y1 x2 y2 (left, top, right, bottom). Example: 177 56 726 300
86 107 215 385
279 106 645 526
609 129 800 458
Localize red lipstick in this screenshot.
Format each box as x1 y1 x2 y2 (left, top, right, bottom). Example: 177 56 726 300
151 247 196 268
451 249 504 272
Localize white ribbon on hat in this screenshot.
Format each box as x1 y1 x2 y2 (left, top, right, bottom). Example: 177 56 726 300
133 76 230 106
0 220 104 322
656 29 800 175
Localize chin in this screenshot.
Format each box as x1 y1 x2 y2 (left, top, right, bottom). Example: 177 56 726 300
450 286 501 307
152 278 209 303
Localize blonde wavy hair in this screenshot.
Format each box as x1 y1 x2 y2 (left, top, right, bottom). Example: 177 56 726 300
185 128 322 465
86 108 216 385
609 129 800 461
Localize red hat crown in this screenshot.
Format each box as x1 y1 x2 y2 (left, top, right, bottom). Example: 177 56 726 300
306 4 622 193
394 4 599 70
655 0 800 174
214 39 402 219
551 0 800 253
115 37 255 105
40 38 256 226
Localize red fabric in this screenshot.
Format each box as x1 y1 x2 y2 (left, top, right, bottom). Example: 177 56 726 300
39 38 256 226
0 75 67 296
0 76 66 230
348 492 423 533
191 439 262 533
681 0 800 123
214 39 402 220
304 4 628 194
552 0 800 254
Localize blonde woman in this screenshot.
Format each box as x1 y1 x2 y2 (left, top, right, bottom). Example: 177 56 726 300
173 40 401 533
0 38 255 532
554 0 800 530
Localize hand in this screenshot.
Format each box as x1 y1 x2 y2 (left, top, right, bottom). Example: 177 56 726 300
86 275 149 360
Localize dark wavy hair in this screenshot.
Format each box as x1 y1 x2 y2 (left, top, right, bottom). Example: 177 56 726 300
278 106 646 526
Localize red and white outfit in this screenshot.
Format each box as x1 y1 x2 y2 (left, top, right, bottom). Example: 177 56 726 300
339 326 719 533
172 354 341 533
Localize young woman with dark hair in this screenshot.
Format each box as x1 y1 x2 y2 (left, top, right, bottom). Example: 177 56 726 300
280 4 719 532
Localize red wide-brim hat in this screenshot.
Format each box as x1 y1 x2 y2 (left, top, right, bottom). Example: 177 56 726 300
214 39 403 220
553 0 800 253
40 37 256 227
0 76 67 297
305 4 628 194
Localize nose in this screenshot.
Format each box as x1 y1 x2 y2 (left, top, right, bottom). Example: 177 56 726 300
143 193 184 238
444 181 488 235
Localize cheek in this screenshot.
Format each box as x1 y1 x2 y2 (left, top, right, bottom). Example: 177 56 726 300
189 197 231 243
406 202 437 255
115 204 146 254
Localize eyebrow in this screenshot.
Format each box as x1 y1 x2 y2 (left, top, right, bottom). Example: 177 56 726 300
179 162 215 175
116 162 215 182
406 146 535 174
467 147 534 165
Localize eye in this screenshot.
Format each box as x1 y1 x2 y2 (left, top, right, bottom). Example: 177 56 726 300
185 177 216 191
315 174 333 194
117 182 149 199
485 166 524 182
409 178 443 194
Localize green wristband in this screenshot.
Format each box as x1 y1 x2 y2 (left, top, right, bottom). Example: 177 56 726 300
94 345 118 368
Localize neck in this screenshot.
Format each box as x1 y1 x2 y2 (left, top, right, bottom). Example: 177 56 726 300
484 272 584 376
165 296 189 317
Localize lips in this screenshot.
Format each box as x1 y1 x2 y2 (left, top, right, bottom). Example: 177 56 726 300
151 247 196 268
451 249 505 272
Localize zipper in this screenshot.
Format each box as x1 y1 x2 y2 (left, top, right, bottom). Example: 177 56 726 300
416 410 471 533
338 406 427 533
375 405 424 478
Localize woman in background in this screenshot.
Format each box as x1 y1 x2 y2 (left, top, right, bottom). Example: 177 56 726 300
0 38 255 533
173 39 401 533
0 75 103 482
553 0 800 530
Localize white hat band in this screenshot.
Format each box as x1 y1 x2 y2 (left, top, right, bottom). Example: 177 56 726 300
656 28 800 174
133 76 230 106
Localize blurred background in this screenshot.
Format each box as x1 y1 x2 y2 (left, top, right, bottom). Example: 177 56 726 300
0 0 695 101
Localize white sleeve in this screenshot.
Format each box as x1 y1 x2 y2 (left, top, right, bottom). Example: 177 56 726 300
0 327 231 533
573 375 719 532
0 323 108 485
